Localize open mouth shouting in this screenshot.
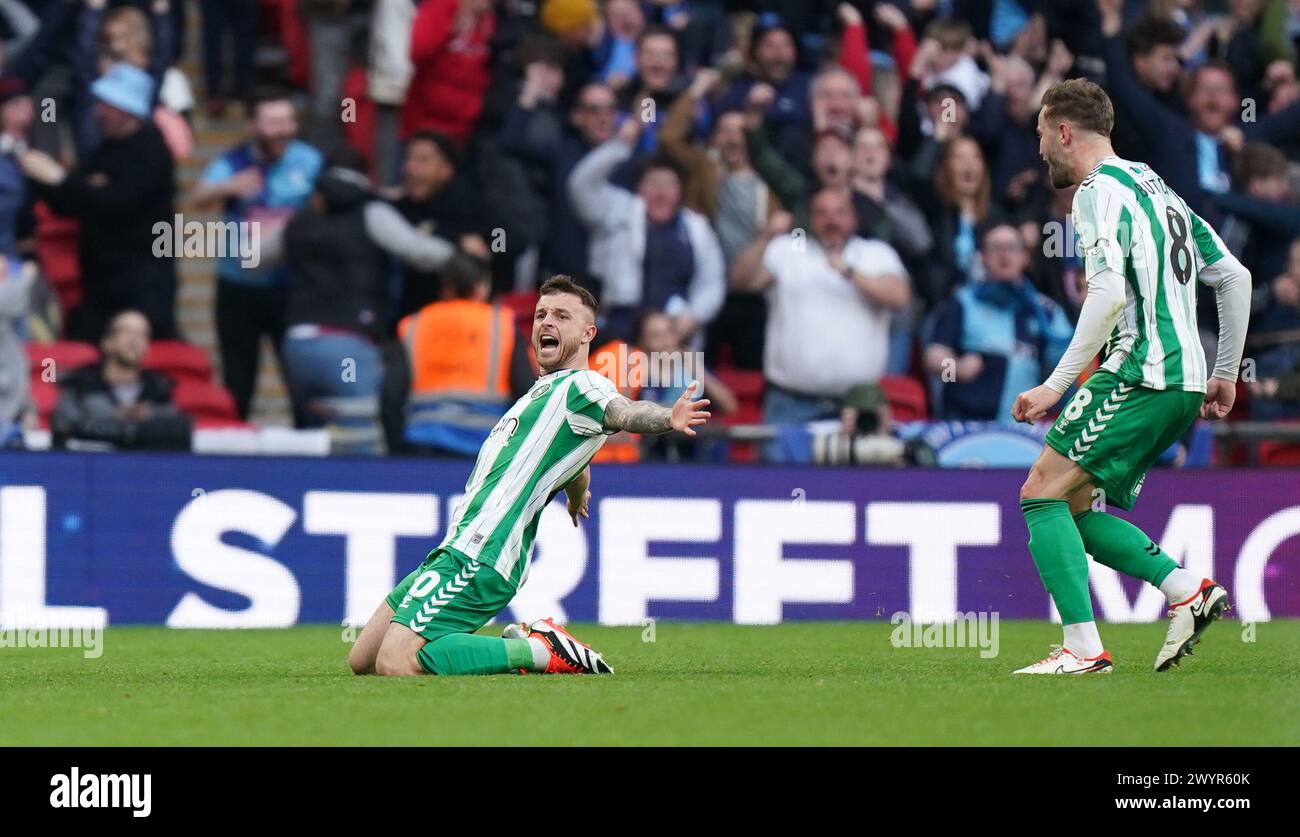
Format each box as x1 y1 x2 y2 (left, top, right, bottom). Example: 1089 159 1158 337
536 331 562 363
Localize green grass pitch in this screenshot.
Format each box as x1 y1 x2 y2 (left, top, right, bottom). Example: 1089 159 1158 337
2 621 1297 746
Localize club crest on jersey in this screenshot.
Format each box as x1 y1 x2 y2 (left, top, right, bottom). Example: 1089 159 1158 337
531 382 552 399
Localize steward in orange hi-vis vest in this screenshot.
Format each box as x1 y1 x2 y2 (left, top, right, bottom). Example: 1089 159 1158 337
398 298 515 455
589 338 643 462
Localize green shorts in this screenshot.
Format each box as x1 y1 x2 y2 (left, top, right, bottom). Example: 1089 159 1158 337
385 548 516 642
1044 370 1202 511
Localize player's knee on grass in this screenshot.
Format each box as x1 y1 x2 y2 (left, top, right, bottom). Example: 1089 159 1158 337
347 603 396 675
374 625 427 677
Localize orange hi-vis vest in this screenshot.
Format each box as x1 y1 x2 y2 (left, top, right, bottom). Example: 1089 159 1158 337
590 338 642 463
399 299 514 401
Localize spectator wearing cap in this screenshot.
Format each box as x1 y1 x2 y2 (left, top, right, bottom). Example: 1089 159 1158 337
19 62 178 342
901 75 969 179
730 187 909 460
272 153 459 454
0 77 34 261
400 0 496 145
390 131 493 318
568 115 725 345
715 14 814 172
74 0 187 159
924 222 1072 422
190 89 324 421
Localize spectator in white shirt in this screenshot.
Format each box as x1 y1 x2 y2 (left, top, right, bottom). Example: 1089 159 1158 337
730 186 910 446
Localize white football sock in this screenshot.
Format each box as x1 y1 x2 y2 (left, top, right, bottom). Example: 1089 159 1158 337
1159 568 1202 604
527 637 551 671
1063 621 1104 658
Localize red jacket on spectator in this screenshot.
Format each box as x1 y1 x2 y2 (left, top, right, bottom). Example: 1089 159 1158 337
400 0 496 144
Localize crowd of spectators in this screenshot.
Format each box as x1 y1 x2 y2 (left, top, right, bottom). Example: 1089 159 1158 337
0 0 1297 463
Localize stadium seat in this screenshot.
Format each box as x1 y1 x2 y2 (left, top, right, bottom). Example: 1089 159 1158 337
26 341 99 377
713 367 765 463
32 202 82 315
143 341 214 383
714 368 764 425
28 377 59 429
172 380 240 422
1258 438 1300 466
879 375 929 422
498 292 539 336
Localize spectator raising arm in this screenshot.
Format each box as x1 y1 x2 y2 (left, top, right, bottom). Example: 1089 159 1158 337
729 210 793 292
567 118 639 230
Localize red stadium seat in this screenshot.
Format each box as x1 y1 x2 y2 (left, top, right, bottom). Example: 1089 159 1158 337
879 374 929 422
143 341 214 383
172 379 239 422
26 341 99 377
32 202 82 315
28 377 59 429
714 367 764 425
713 367 765 463
499 292 539 335
193 417 254 430
1258 439 1300 466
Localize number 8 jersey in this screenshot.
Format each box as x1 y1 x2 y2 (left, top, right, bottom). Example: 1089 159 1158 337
1072 156 1230 393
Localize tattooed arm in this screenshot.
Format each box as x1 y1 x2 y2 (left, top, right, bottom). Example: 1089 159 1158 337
602 382 712 436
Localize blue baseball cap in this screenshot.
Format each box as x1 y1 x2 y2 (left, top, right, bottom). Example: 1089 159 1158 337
90 62 154 119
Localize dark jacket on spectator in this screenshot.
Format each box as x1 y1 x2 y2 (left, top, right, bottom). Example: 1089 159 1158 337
283 171 390 340
42 121 177 341
51 362 191 450
498 100 600 287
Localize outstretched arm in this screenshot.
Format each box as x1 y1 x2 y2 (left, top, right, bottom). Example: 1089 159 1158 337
602 382 711 435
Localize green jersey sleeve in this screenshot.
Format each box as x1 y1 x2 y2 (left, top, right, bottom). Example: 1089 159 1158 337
566 371 622 435
1073 184 1130 281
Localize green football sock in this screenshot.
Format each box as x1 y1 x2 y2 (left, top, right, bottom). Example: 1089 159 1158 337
1073 509 1178 587
1021 498 1094 625
416 634 533 676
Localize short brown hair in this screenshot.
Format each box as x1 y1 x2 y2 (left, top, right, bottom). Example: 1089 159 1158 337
1041 78 1115 137
1235 143 1288 184
538 275 598 317
924 18 973 51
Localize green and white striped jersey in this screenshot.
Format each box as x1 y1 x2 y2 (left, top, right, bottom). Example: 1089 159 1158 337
439 368 619 587
1073 156 1229 392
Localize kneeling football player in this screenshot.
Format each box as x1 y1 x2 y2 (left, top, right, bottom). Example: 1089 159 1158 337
347 276 711 677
